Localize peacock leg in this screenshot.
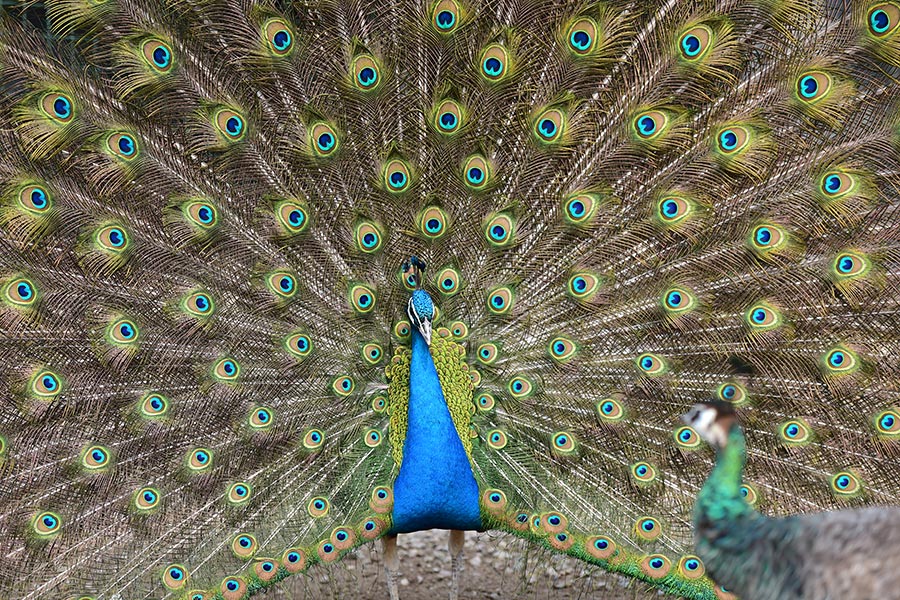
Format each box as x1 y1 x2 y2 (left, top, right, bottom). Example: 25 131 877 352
448 529 465 600
383 533 401 600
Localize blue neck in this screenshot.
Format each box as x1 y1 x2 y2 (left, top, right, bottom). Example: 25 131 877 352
390 330 482 533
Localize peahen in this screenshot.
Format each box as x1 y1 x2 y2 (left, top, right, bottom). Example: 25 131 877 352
683 401 900 600
1 0 900 599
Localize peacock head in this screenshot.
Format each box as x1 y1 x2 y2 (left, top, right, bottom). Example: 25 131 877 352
403 256 434 346
682 400 737 450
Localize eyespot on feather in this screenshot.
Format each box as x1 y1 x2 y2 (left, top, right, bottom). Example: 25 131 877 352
480 44 510 81
566 17 598 56
432 0 460 33
141 39 174 72
351 55 381 90
264 18 294 55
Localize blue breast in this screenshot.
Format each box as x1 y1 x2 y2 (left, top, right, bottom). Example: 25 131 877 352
390 330 483 533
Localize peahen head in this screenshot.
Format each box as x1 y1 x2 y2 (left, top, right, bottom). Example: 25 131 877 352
682 400 737 450
403 256 434 346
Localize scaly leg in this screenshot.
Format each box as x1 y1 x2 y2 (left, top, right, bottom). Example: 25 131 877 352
383 534 400 600
449 529 465 600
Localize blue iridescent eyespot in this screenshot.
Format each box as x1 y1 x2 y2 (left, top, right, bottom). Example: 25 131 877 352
719 129 738 150
214 109 246 141
484 57 502 75
27 186 49 210
359 68 376 85
569 199 584 217
53 96 71 119
663 200 678 217
131 486 162 512
480 45 508 81
566 17 597 55
41 92 74 123
539 118 556 136
317 133 334 151
426 219 439 232
868 5 898 36
534 108 565 143
141 39 174 72
821 171 855 198
437 11 454 28
264 19 294 55
433 2 458 32
273 30 290 49
830 471 861 496
163 563 188 589
653 194 694 227
352 55 381 90
571 29 590 50
108 132 138 159
681 34 700 56
32 511 62 537
679 25 712 61
106 228 125 247
799 75 817 98
152 46 170 68
488 287 513 314
830 351 845 367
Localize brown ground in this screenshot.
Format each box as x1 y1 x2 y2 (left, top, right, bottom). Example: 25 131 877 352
269 529 670 599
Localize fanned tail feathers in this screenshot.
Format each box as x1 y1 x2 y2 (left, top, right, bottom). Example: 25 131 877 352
1 0 900 598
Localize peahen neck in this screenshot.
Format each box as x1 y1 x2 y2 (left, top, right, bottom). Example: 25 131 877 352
390 329 482 533
696 424 754 522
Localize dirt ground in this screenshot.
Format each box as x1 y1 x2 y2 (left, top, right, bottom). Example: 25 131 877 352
269 529 671 599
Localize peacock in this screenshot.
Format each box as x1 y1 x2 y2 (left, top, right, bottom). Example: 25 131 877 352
1 0 899 598
684 400 900 600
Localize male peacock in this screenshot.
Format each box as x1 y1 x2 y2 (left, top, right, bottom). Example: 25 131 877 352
1 0 900 599
684 401 900 600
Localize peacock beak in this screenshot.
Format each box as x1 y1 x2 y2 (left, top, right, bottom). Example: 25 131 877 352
419 320 432 346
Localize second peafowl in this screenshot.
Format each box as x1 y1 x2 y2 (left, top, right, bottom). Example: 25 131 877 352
1 0 900 599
